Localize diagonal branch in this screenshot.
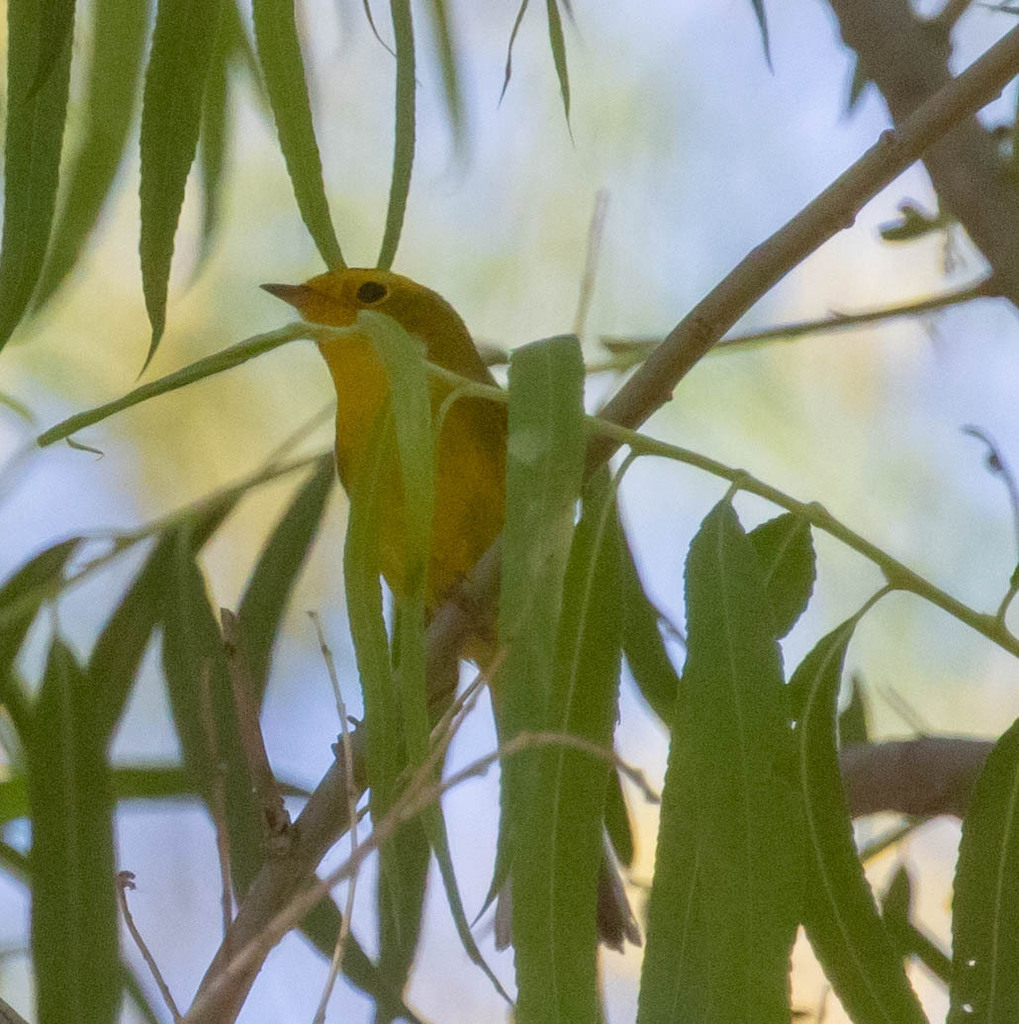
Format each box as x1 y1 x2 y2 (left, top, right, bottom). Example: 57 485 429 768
827 0 1019 304
186 24 1019 1023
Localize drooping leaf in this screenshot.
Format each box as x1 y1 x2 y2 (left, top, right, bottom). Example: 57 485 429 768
491 335 585 910
749 0 772 68
252 0 343 269
604 768 634 869
514 469 622 1024
0 0 75 351
619 521 680 723
638 501 799 1024
27 640 120 1024
0 538 82 732
788 619 926 1024
838 671 870 748
544 0 570 124
33 0 151 311
138 0 226 365
377 0 416 270
237 453 334 706
423 0 465 145
499 0 530 103
950 714 1019 1022
748 511 815 639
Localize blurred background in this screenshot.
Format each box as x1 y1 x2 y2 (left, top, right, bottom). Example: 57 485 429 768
2 0 1019 1020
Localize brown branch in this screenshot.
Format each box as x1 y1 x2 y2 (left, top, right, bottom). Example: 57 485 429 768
840 737 993 817
827 0 1019 305
186 27 1019 1023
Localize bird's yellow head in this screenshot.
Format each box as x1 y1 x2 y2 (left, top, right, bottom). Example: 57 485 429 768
261 267 491 383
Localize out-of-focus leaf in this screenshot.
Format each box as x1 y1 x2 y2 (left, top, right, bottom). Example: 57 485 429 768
544 0 570 124
882 865 951 983
748 512 815 639
879 202 944 243
121 964 160 1024
139 0 226 365
749 0 772 68
638 501 799 1024
492 335 585 911
619 522 680 723
237 453 334 706
33 0 151 311
27 640 120 1024
847 57 869 113
252 0 343 269
0 0 75 352
604 768 634 869
162 540 263 896
0 538 82 732
300 901 426 1024
788 619 926 1024
196 4 232 272
838 671 870 747
514 470 622 1023
500 0 530 103
950 714 1019 1022
423 0 465 145
377 0 416 270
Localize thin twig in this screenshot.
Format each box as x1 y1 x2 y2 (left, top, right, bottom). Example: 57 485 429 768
198 659 234 936
308 612 360 1024
117 872 183 1023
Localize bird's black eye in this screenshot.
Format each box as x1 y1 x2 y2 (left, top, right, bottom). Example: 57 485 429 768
356 281 389 304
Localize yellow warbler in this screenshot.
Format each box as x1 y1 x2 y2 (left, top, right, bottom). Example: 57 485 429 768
263 267 638 950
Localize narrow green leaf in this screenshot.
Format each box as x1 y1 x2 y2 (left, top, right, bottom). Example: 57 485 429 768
620 521 680 723
33 0 151 312
196 5 232 272
882 865 951 983
500 0 531 103
252 0 343 269
544 0 570 124
237 453 335 706
377 0 415 270
377 818 431 1023
750 0 772 67
162 540 263 896
789 620 926 1024
0 538 82 732
838 671 870 748
748 512 816 639
27 640 120 1024
604 767 634 868
492 335 585 908
422 0 465 145
0 0 75 351
300 902 427 1024
514 470 623 1024
139 0 226 365
950 714 1019 1022
121 964 161 1024
638 501 800 1024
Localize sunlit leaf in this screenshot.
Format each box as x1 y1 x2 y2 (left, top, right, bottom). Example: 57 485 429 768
377 0 416 270
139 0 226 366
28 641 120 1024
789 619 926 1024
33 0 151 311
514 469 622 1023
950 714 1019 1022
0 0 75 351
252 0 344 269
492 335 585 911
638 501 799 1024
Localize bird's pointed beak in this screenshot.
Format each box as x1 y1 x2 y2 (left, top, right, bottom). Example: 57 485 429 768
260 282 311 308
